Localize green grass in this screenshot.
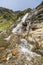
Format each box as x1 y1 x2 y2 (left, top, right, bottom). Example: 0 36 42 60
0 7 32 31
0 19 15 31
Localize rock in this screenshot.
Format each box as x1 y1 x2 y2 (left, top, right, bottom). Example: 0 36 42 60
1 55 6 61
11 49 19 56
10 34 20 43
0 33 10 48
20 38 28 45
6 53 12 61
21 32 28 38
0 47 5 51
35 39 41 48
0 2 43 65
28 36 35 43
35 50 43 56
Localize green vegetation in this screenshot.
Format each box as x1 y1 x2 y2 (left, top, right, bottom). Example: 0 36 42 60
0 7 32 31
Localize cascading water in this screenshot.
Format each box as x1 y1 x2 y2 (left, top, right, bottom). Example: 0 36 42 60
21 13 29 23
0 2 43 65
12 23 22 34
4 35 11 41
11 12 41 60
19 38 41 58
12 13 29 34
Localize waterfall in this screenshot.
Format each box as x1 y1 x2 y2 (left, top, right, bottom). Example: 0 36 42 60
20 46 40 57
21 13 29 23
18 38 41 58
12 13 29 34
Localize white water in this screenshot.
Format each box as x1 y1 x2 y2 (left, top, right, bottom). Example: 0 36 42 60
19 38 41 58
12 23 22 34
20 39 27 45
12 13 29 34
4 35 11 41
20 46 41 57
12 12 41 59
21 13 29 23
20 38 33 50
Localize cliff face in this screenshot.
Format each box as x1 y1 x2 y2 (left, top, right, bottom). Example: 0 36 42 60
29 1 43 56
29 1 43 30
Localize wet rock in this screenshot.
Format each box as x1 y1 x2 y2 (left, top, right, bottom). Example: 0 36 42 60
21 32 28 38
35 49 43 56
6 53 12 61
10 34 20 43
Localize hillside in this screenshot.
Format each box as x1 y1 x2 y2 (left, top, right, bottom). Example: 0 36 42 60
0 7 32 31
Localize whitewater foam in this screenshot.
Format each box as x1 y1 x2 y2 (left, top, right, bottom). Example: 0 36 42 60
4 35 11 41
12 13 29 34
21 13 29 23
20 46 41 57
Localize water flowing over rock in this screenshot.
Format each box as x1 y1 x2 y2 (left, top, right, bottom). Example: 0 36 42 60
4 35 11 41
0 2 43 65
12 13 29 34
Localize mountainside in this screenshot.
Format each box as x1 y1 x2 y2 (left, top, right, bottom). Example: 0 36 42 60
0 7 32 31
0 1 43 65
0 7 15 31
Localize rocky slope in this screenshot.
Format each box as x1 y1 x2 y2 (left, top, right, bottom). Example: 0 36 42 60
0 1 43 65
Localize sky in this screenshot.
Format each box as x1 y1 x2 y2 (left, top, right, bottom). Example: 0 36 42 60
0 0 42 11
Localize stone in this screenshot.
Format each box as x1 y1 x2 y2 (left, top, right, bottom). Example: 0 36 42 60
11 49 19 56
10 34 20 43
1 55 7 61
21 32 28 38
6 53 12 61
28 36 35 43
0 47 5 51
